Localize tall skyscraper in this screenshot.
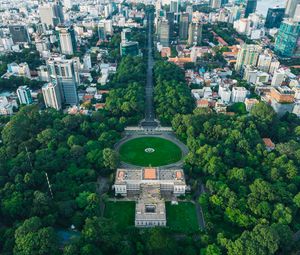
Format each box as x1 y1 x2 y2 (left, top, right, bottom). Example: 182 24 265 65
186 5 193 21
17 86 32 105
265 7 285 29
57 25 76 55
39 1 64 27
42 83 62 110
179 13 189 40
188 22 202 45
245 0 257 18
285 0 300 18
275 19 300 57
47 56 79 106
166 12 175 41
8 25 30 44
158 19 170 47
235 44 262 72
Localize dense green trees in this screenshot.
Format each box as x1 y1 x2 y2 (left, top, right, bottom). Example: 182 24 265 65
104 56 146 124
173 105 300 254
153 61 195 125
0 105 127 254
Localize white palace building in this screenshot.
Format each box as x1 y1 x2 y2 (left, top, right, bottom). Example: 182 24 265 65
114 167 187 227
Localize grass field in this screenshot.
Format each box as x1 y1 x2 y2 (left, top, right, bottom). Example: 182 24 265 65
104 201 135 230
119 137 182 167
166 202 199 234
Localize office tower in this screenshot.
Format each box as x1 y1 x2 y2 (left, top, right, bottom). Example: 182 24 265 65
166 12 175 40
8 25 30 44
186 5 193 22
17 86 32 105
179 13 189 40
120 41 139 56
42 83 62 110
98 22 106 40
158 19 170 47
47 56 79 105
265 7 285 29
57 25 76 55
285 0 300 18
39 1 64 27
235 44 262 72
170 0 179 13
121 28 131 43
275 19 300 57
210 0 221 9
188 22 202 45
245 0 257 18
120 28 139 57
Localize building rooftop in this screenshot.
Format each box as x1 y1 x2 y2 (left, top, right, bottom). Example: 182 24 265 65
144 168 157 180
115 168 186 185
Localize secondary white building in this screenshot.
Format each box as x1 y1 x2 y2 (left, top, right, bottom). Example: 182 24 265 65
271 69 286 86
17 86 32 105
231 87 247 103
42 83 62 110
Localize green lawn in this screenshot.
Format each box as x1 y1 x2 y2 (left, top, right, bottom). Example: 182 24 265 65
119 137 182 167
228 102 247 115
104 201 135 230
166 202 199 234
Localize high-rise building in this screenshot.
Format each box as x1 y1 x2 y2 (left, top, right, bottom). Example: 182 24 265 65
170 0 180 13
179 13 189 40
8 25 30 44
17 86 32 105
274 19 300 57
47 56 79 105
188 22 202 45
120 28 139 57
166 12 175 41
210 0 221 9
57 25 76 55
39 1 64 27
186 5 193 22
285 0 300 18
158 19 170 47
235 44 262 72
265 7 285 29
245 0 257 18
42 83 62 110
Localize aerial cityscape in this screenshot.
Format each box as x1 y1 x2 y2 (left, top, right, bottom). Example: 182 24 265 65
0 0 300 254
